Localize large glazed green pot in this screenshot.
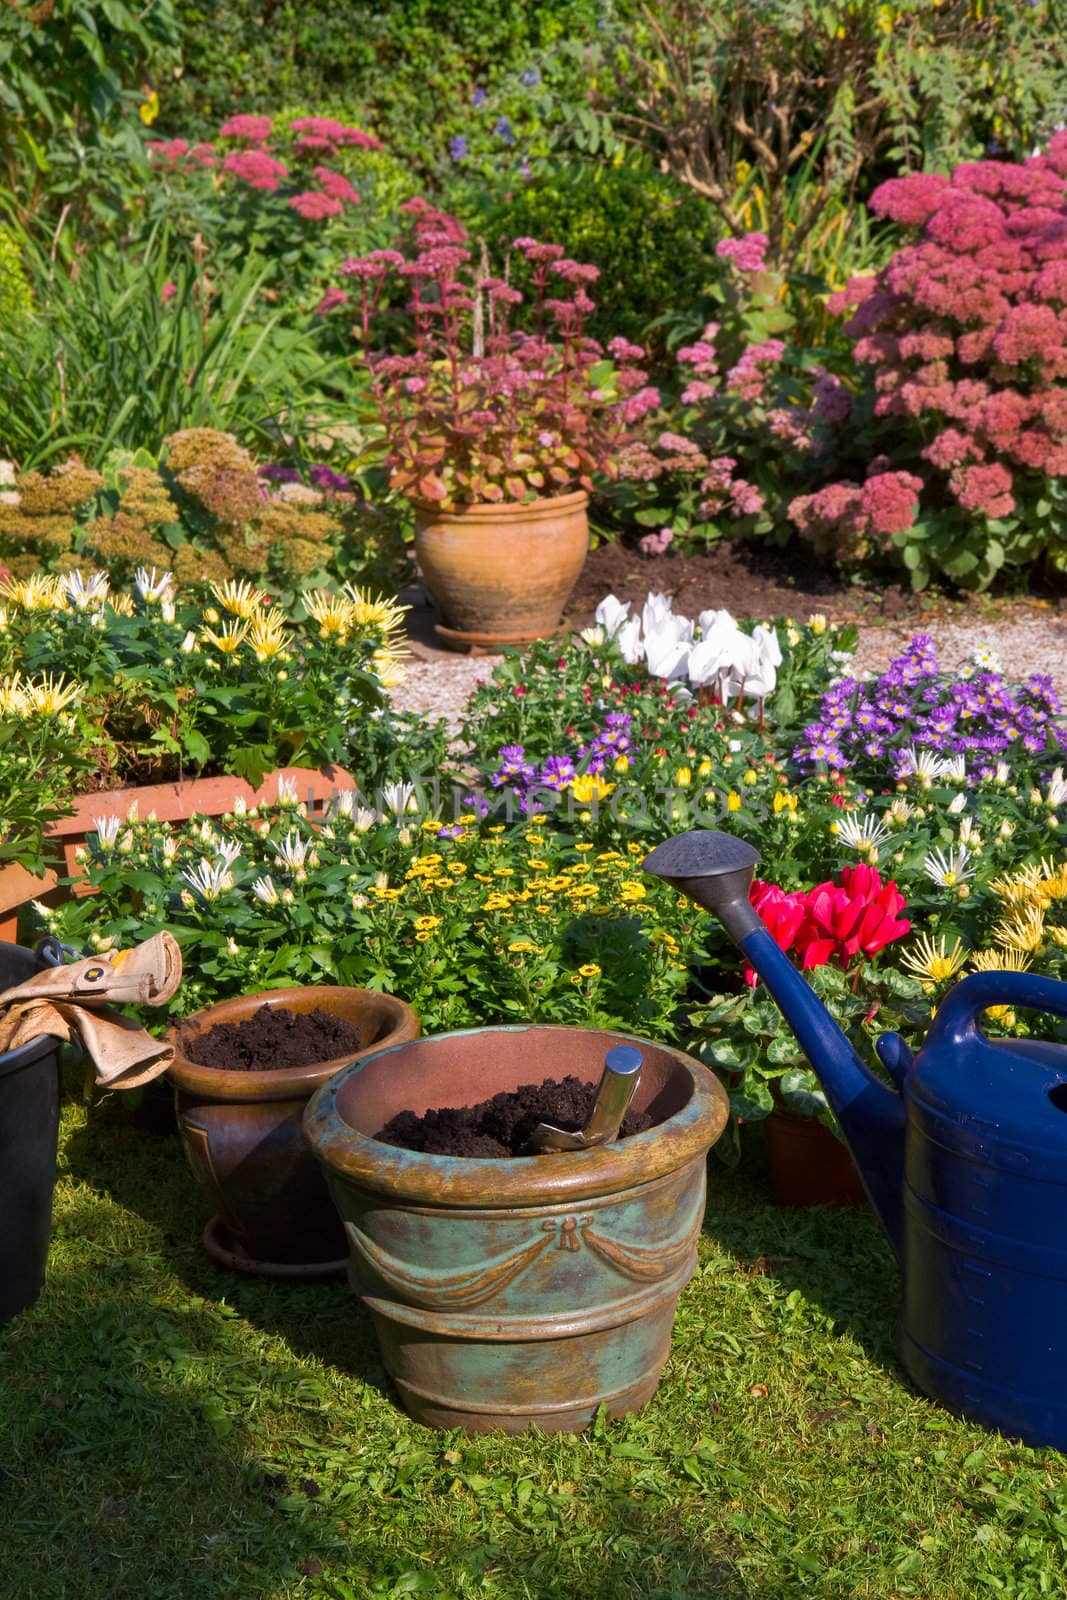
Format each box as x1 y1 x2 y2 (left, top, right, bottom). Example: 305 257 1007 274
303 1025 729 1434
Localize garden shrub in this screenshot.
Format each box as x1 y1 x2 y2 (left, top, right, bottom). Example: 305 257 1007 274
572 0 1067 268
0 224 32 326
0 432 402 594
446 159 716 349
789 134 1067 588
0 0 178 231
167 0 618 177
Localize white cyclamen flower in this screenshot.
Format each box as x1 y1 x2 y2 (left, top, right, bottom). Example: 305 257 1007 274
923 845 976 887
836 813 892 852
593 593 631 638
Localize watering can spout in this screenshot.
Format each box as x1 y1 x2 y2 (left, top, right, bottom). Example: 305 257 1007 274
643 830 906 1256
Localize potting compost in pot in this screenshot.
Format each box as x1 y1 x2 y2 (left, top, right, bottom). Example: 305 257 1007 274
378 1075 653 1158
184 1005 367 1072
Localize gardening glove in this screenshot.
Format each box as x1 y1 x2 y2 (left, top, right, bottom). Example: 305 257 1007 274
0 931 182 1090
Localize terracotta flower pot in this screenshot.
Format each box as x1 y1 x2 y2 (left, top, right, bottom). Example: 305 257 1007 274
413 490 589 650
167 985 420 1278
0 860 59 944
763 1108 867 1208
49 763 353 891
304 1025 729 1433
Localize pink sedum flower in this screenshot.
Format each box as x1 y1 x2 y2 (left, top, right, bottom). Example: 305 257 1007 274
218 113 273 143
222 149 288 190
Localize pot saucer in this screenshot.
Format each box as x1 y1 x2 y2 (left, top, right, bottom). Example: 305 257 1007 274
201 1215 347 1281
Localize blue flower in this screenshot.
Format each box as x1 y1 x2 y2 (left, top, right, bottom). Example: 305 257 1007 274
520 69 540 86
471 87 486 106
494 115 516 145
449 135 468 162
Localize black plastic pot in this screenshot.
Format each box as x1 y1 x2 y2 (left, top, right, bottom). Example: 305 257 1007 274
0 941 61 1326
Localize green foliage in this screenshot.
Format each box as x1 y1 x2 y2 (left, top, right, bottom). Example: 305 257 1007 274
567 0 1067 264
0 0 178 228
447 158 716 349
0 221 32 325
0 229 353 470
168 0 616 175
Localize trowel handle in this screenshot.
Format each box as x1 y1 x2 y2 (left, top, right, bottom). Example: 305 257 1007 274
585 1045 643 1142
928 970 1067 1051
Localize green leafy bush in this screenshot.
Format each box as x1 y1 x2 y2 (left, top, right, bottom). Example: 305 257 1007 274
446 159 716 349
0 0 177 231
568 0 1067 266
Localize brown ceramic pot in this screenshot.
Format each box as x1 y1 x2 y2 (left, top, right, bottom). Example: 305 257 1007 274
413 490 588 650
763 1108 867 1208
167 985 419 1277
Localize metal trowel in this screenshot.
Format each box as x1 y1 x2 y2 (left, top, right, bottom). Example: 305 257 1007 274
528 1044 644 1153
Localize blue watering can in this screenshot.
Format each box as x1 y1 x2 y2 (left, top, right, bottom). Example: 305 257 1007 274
644 829 1067 1450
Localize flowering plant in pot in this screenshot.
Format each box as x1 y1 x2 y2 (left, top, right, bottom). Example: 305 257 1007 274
688 863 916 1205
327 201 659 646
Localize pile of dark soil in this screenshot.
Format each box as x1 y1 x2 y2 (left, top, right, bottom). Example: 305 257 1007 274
183 1005 367 1072
377 1074 653 1158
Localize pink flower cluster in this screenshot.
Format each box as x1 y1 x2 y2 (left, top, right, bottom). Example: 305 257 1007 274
716 231 769 273
814 134 1067 540
789 469 924 562
151 112 376 225
700 456 764 520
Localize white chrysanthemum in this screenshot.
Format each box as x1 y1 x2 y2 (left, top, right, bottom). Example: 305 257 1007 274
899 746 947 785
181 856 235 901
92 816 121 848
251 875 280 906
62 569 110 610
1046 768 1067 807
133 566 174 603
274 830 309 871
381 781 417 819
835 812 891 852
923 845 976 887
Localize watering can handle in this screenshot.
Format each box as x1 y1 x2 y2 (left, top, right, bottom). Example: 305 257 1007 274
927 970 1067 1051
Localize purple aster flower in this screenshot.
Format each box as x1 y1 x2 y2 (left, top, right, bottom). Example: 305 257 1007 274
309 464 354 494
539 755 576 791
520 68 540 86
471 87 486 106
450 135 468 162
494 115 516 145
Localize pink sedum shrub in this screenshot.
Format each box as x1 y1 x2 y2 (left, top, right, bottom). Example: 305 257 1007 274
794 135 1067 587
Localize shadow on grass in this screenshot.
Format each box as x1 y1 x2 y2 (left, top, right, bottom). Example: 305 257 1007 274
61 1095 401 1399
701 1131 903 1377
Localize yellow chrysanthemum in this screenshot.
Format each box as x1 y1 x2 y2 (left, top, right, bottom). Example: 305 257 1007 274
211 579 263 619
247 613 291 661
413 915 440 932
109 592 135 617
342 584 408 638
619 881 646 904
773 790 798 815
993 904 1045 954
1048 926 1067 948
508 940 539 954
577 963 601 979
302 588 357 638
0 572 67 612
23 673 82 714
970 947 1033 972
201 619 249 654
569 774 616 804
900 933 967 984
372 645 408 689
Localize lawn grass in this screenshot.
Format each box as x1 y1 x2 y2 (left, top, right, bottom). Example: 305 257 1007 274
2 1083 1066 1600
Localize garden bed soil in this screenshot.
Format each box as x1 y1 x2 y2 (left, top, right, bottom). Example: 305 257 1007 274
183 1005 366 1073
562 538 1064 635
377 1074 654 1158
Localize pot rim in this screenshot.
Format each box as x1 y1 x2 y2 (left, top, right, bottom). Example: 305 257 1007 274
303 1023 729 1207
166 984 420 1102
411 488 588 522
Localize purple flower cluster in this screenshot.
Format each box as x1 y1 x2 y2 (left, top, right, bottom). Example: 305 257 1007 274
794 636 1066 780
488 714 632 810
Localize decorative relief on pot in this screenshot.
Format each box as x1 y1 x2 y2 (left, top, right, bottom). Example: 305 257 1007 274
346 1199 700 1311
